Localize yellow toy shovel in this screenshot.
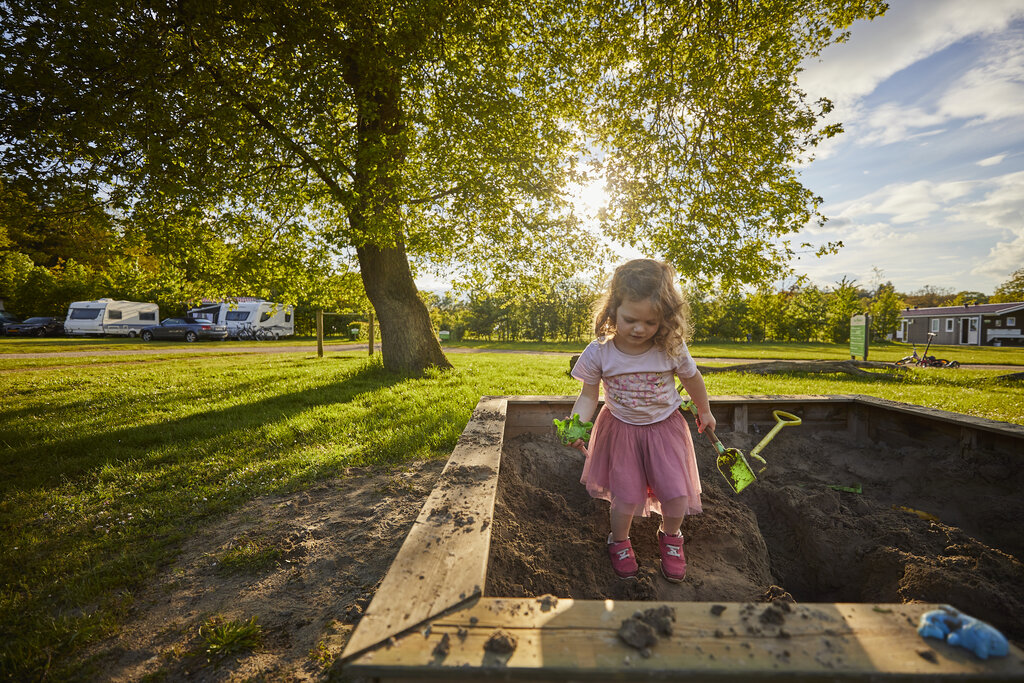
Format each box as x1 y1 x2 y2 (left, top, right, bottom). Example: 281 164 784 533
681 400 801 493
747 409 802 474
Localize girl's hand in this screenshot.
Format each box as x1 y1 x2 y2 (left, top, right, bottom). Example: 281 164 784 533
696 410 717 435
569 438 588 453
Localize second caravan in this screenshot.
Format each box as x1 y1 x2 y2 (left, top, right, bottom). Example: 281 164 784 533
187 299 295 339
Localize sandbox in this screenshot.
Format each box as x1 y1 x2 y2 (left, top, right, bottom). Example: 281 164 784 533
342 395 1024 680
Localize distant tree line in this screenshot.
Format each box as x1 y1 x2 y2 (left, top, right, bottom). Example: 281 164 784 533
4 210 1021 345
425 273 1021 344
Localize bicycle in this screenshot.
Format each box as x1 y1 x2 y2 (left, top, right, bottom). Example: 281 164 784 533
254 326 278 341
895 333 960 368
235 322 258 341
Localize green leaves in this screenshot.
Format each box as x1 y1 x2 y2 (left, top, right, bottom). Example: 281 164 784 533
589 0 886 289
2 0 887 355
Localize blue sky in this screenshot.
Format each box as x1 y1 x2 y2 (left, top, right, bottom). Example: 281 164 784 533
795 0 1024 295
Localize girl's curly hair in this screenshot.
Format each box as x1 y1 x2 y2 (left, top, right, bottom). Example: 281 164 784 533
594 259 692 357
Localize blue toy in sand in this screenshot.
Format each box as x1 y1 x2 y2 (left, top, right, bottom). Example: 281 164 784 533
917 606 1009 660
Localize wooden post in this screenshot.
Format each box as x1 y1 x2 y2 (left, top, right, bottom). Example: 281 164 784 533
316 309 324 358
368 309 375 356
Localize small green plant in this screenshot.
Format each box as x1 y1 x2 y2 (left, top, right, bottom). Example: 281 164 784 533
309 638 335 668
216 539 282 573
197 616 262 661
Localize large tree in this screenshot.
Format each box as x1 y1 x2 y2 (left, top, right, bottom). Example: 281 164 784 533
1 0 886 371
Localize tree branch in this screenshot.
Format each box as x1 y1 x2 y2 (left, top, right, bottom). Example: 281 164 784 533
407 182 471 206
182 25 354 204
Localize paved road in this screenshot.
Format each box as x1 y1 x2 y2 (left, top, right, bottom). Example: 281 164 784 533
1 343 1019 371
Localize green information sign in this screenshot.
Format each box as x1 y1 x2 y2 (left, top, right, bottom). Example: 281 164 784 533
850 314 870 360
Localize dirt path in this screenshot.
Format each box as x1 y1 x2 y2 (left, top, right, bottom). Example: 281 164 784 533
82 460 446 681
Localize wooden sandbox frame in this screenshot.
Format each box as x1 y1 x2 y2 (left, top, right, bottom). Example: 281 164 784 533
342 395 1024 681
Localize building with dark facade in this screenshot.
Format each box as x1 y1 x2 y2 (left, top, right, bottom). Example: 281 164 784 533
898 302 1024 346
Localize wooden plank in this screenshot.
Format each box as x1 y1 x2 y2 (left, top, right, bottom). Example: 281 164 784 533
848 403 867 444
347 598 1024 680
853 394 1024 438
341 397 507 660
732 404 748 433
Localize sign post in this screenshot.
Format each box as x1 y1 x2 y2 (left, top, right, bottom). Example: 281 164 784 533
850 314 870 360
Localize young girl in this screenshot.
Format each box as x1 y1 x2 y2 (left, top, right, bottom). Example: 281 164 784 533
563 258 715 582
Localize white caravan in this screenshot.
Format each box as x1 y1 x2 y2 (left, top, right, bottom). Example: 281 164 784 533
65 299 160 337
187 300 295 339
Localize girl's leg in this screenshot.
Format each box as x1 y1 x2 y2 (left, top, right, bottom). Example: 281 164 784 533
659 496 689 536
610 506 635 543
607 500 641 579
609 499 641 542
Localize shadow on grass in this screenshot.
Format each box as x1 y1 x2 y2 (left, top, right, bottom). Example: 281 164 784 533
0 360 460 494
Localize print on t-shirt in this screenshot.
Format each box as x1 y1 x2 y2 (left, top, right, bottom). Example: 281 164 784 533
604 372 667 409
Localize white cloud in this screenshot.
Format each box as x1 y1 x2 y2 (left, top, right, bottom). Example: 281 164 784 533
978 153 1007 166
950 170 1024 229
800 0 1024 109
857 104 947 146
821 23 1024 149
830 178 975 224
793 4 1024 294
974 235 1024 278
938 33 1024 123
806 172 1024 289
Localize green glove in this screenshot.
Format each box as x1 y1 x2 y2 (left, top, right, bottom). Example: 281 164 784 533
553 413 593 446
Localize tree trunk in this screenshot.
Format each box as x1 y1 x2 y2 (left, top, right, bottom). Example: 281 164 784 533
357 242 451 373
339 34 450 374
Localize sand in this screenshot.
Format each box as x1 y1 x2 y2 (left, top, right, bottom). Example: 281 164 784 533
486 428 1024 646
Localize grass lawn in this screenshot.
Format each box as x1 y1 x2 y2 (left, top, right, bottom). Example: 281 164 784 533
4 336 1024 367
1 347 1023 678
441 338 1024 366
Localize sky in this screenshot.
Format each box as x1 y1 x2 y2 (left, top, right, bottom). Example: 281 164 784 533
793 0 1024 295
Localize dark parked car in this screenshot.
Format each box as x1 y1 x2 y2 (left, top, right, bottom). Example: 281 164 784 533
0 311 19 334
139 317 229 342
4 316 64 337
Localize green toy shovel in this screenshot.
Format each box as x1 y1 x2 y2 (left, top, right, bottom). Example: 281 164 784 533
553 413 593 456
681 399 761 494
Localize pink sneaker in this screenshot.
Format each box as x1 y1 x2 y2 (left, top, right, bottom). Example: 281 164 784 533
607 538 639 579
658 530 686 582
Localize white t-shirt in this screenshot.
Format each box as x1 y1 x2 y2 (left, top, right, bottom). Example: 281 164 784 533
571 338 698 425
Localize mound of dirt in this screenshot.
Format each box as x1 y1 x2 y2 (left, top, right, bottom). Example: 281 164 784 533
486 428 1024 646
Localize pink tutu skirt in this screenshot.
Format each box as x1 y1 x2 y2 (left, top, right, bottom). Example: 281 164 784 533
581 406 702 518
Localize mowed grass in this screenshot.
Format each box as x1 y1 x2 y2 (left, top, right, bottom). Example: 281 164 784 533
6 336 1024 366
443 338 1024 366
1 348 1022 678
